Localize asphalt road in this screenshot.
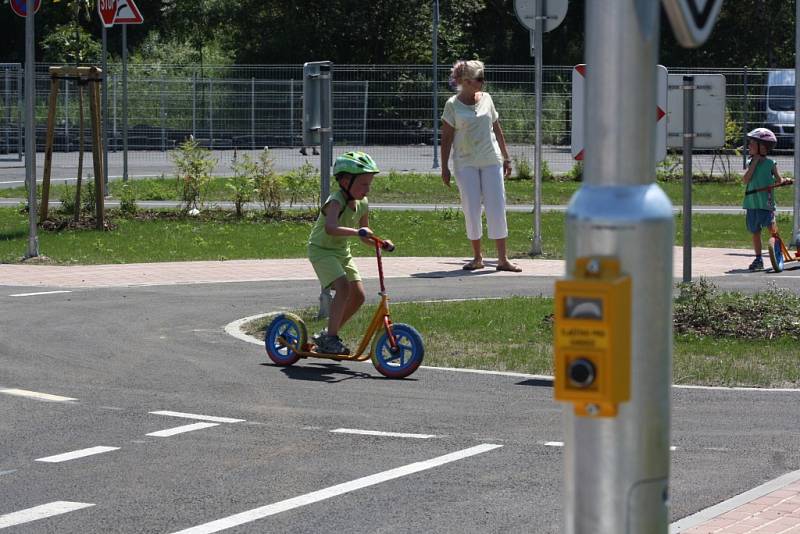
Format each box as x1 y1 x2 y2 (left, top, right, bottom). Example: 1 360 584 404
2 275 799 533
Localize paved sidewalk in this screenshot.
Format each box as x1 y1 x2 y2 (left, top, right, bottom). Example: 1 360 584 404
0 247 763 288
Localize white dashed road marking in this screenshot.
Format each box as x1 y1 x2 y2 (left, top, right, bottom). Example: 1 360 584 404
0 501 94 529
147 422 219 437
35 446 120 463
8 290 72 297
150 411 245 423
0 389 76 402
169 443 503 534
330 428 437 439
543 441 564 447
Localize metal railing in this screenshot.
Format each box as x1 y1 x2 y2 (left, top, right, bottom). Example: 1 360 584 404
0 63 794 177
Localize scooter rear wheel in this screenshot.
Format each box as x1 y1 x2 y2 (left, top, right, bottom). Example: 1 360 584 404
371 323 425 378
769 237 785 273
265 313 307 366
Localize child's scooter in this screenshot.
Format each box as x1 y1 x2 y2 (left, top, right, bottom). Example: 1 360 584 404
745 181 797 272
264 230 425 378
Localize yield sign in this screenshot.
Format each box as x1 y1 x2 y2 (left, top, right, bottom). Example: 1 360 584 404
571 64 668 162
662 0 723 48
10 0 41 17
114 0 144 24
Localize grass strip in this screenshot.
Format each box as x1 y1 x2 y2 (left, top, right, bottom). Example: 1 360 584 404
1 207 787 264
3 172 795 207
246 296 800 388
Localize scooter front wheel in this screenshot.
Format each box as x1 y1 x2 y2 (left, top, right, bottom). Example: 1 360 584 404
265 313 307 366
769 237 785 273
371 323 425 378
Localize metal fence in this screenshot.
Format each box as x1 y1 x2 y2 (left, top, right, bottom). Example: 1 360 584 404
0 63 795 179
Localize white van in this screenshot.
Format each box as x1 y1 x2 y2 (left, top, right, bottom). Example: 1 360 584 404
764 69 795 148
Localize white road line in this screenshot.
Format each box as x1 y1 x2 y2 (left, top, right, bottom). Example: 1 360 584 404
0 389 76 402
150 411 245 423
169 443 503 534
0 501 94 529
146 422 219 437
543 441 564 447
330 428 436 439
8 290 72 297
35 446 119 463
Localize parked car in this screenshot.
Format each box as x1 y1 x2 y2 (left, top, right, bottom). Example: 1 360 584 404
764 69 795 149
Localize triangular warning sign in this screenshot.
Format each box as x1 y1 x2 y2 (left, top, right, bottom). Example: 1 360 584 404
114 0 143 24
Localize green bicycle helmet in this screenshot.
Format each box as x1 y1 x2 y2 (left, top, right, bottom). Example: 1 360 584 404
333 151 380 176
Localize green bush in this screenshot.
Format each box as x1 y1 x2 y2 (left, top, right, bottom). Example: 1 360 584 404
58 185 77 216
119 183 138 217
285 162 320 209
253 150 282 212
493 89 569 145
513 156 533 180
229 156 257 217
172 139 217 212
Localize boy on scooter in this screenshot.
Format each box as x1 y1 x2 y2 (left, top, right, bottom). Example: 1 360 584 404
307 151 393 355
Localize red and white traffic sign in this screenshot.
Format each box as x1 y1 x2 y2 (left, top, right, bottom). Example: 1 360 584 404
98 0 117 28
10 0 41 17
571 64 667 162
114 0 144 24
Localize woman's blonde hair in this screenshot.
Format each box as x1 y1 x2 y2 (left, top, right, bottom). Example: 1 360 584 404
449 60 485 90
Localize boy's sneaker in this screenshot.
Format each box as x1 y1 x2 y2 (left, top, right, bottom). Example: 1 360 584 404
311 329 328 345
748 257 764 271
316 334 350 355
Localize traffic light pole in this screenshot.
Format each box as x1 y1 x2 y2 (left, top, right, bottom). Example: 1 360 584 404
562 1 673 532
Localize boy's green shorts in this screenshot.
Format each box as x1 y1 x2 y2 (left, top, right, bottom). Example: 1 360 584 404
308 247 361 289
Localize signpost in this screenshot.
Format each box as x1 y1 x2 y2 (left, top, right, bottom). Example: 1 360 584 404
513 0 568 256
98 0 116 190
22 0 38 258
667 73 725 282
10 0 40 17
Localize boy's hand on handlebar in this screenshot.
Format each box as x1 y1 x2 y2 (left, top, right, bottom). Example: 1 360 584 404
357 227 373 238
382 239 395 252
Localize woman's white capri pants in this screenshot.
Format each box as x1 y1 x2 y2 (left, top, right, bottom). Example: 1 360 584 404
454 164 508 241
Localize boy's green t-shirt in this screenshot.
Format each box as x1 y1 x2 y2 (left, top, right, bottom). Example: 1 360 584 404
308 189 368 256
742 158 777 210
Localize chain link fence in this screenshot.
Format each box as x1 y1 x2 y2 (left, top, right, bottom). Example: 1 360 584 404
0 63 795 178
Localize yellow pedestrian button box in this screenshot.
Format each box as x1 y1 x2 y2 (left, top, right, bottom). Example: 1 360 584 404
554 257 631 417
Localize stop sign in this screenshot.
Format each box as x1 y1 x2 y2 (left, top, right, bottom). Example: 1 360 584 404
98 0 117 27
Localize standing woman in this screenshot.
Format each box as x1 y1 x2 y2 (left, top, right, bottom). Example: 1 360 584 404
440 60 521 272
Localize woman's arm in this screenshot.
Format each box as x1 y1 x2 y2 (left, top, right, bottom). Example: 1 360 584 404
492 120 512 178
441 121 455 187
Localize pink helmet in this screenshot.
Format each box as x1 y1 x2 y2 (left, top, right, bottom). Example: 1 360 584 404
747 127 777 149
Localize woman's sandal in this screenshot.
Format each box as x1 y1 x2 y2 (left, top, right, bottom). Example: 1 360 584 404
496 262 522 273
462 259 485 271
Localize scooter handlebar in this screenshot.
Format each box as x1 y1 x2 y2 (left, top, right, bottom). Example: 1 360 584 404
358 229 395 252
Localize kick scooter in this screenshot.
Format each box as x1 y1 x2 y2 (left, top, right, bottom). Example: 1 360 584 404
264 230 425 378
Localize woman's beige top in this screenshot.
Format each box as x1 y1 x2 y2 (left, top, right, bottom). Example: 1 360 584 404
442 92 503 169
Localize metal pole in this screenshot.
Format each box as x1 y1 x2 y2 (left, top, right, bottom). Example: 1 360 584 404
122 25 129 181
683 75 694 283
18 66 23 161
362 80 368 145
251 77 255 150
3 67 9 155
290 79 294 146
530 0 544 255
319 63 333 202
160 77 166 151
432 0 440 169
563 1 672 532
101 26 108 189
209 79 214 147
64 75 70 152
794 1 800 248
112 74 117 150
24 4 38 258
742 66 748 170
192 73 196 138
